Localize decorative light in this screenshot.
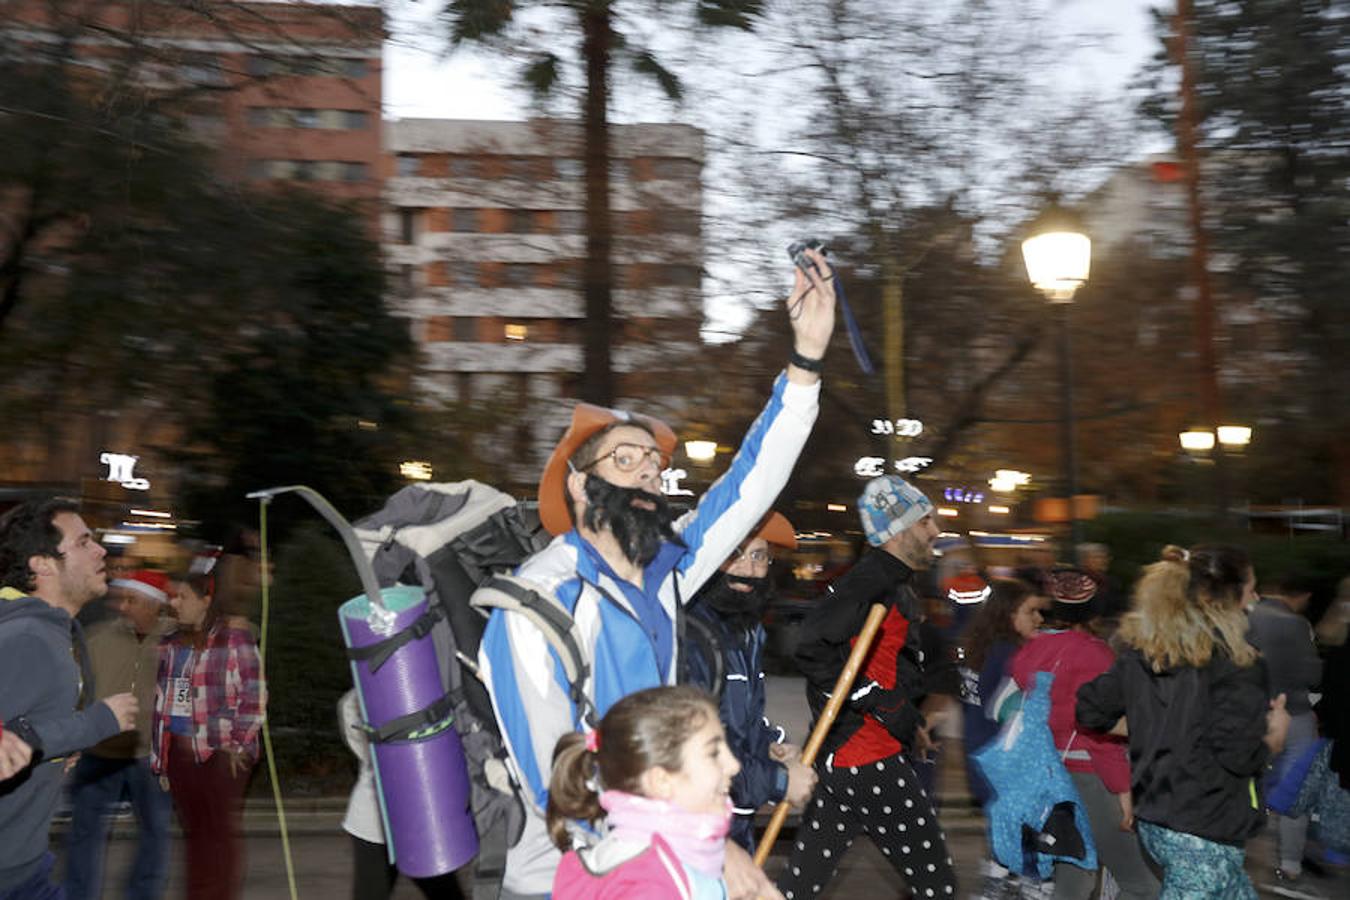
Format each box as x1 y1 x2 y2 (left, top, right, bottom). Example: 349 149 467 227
948 585 992 605
400 460 434 481
1179 429 1215 452
129 509 171 519
100 452 150 491
988 505 1011 515
504 323 528 342
1022 204 1091 303
684 440 717 463
1217 425 1252 448
871 418 924 437
943 487 986 505
826 503 848 512
895 456 933 474
937 507 960 517
989 469 1031 493
660 468 694 496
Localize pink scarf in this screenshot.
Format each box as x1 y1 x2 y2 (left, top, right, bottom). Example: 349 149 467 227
599 790 730 877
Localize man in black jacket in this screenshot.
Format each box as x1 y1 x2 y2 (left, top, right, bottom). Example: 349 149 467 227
778 476 956 900
684 512 818 851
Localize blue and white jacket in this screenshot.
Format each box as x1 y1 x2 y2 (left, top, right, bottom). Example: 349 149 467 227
478 373 819 893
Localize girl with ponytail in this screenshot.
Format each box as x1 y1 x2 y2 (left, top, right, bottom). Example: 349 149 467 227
1078 544 1291 898
547 685 740 899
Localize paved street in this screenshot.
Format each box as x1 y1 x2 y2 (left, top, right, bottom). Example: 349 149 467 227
52 677 1350 898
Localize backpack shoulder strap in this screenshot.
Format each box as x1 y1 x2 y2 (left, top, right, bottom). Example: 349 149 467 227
471 574 597 728
681 611 726 702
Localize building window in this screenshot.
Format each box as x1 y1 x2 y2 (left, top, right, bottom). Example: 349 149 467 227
453 318 478 342
502 264 535 287
396 265 417 297
450 209 478 232
555 210 585 233
649 158 701 180
399 208 420 244
456 372 474 404
396 154 420 177
338 58 369 79
343 110 369 129
556 159 583 180
340 162 368 182
507 209 534 234
293 108 319 129
450 262 480 287
448 157 481 178
504 323 528 342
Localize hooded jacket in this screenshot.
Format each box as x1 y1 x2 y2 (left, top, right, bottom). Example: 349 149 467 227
684 595 787 850
1076 645 1270 845
0 590 120 889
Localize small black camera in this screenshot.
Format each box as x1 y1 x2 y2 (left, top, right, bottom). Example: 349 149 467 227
787 238 828 275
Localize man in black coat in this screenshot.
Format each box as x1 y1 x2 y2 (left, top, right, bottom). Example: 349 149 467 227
778 476 957 900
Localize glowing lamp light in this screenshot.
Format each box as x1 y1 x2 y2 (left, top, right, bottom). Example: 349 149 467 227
826 503 848 513
400 460 434 481
988 505 1011 515
937 507 960 518
684 440 718 463
1022 204 1091 303
1217 425 1252 448
504 323 528 341
1179 429 1215 452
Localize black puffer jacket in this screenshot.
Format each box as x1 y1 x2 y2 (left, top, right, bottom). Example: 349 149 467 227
1077 645 1271 846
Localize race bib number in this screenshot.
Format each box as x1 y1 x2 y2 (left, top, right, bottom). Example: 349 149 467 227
171 677 192 718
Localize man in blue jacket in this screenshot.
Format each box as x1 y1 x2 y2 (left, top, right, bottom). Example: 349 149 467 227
0 498 137 898
478 248 836 900
685 512 818 850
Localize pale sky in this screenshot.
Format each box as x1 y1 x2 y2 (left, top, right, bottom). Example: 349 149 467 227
381 1 1160 122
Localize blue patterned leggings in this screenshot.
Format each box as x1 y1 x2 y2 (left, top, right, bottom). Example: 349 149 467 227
1136 821 1255 900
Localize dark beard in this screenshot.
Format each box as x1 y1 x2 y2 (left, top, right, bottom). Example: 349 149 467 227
699 572 772 633
581 474 680 568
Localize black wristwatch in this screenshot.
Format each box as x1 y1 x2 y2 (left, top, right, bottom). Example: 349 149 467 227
7 715 43 755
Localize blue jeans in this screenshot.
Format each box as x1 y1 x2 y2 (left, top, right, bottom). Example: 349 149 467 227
0 852 65 900
1265 711 1319 871
65 755 170 900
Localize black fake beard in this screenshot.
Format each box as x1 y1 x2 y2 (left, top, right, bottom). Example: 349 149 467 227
700 572 772 633
581 474 680 568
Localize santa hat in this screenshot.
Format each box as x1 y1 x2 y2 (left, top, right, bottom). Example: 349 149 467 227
110 570 169 604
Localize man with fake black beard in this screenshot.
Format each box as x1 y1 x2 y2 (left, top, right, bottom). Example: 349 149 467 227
477 248 836 900
685 512 818 851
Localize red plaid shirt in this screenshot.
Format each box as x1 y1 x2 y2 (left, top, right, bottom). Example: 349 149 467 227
150 623 266 773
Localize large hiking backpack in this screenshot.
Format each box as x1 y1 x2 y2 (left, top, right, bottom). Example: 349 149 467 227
353 480 594 897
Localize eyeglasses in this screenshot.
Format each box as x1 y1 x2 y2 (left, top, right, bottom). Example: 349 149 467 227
580 443 671 474
730 547 773 566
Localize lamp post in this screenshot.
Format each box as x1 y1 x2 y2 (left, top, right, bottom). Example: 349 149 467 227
1022 203 1092 551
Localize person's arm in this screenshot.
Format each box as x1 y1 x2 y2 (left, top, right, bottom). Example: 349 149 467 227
0 725 33 780
1076 657 1127 733
478 606 579 813
1207 658 1273 777
794 554 892 693
673 252 835 595
4 637 120 758
225 634 266 763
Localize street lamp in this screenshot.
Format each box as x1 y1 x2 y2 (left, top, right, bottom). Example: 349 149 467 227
684 440 717 464
1023 202 1091 549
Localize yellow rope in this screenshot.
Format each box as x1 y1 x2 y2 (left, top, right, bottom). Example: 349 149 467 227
257 499 299 900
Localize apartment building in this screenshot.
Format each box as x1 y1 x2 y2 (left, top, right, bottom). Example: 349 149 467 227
383 118 706 483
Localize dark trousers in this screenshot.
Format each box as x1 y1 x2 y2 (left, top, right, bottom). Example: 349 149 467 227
66 754 171 900
166 739 250 900
778 751 957 899
0 852 64 900
350 836 465 900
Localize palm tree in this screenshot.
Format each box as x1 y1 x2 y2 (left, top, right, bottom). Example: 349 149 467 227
444 1 765 405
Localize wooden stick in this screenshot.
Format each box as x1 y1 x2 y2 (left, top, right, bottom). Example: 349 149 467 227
754 602 889 868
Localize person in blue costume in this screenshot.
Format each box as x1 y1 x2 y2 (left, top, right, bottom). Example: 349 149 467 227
477 247 837 900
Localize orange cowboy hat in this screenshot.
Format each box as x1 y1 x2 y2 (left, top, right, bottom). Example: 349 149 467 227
538 403 678 536
752 511 798 550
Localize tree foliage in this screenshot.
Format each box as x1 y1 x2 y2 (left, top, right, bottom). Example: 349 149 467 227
1138 0 1350 502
